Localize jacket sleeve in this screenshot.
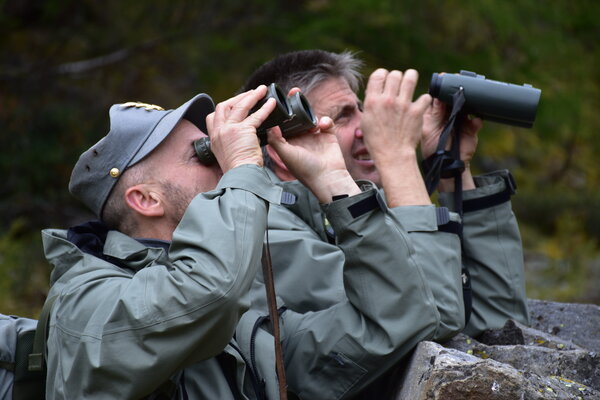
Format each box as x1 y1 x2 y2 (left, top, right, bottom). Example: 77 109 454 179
387 204 465 340
249 189 463 400
438 170 530 336
42 165 281 400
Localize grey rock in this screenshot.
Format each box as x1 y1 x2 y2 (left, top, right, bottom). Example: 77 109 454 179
393 300 600 399
528 299 600 353
445 330 599 390
397 341 599 400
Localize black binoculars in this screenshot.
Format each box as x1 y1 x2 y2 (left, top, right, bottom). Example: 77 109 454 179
194 83 318 165
429 70 541 128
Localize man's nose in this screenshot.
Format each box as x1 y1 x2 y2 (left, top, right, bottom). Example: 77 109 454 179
355 127 364 139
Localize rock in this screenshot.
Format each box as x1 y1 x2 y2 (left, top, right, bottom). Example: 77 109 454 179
396 341 599 400
527 299 600 353
445 331 599 390
477 319 584 351
476 319 525 345
394 300 600 399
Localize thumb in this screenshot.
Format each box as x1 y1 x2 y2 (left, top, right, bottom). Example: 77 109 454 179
318 116 334 132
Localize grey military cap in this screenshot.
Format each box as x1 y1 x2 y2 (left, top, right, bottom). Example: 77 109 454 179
69 93 215 218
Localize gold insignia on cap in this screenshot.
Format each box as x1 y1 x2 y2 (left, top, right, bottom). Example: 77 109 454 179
109 168 121 178
120 102 165 111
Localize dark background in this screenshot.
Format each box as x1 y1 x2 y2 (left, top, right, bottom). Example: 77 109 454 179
1 0 599 317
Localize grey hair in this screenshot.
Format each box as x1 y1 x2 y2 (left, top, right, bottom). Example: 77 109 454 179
241 49 364 96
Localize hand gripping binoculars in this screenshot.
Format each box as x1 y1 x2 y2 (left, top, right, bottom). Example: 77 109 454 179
194 83 318 165
429 70 541 128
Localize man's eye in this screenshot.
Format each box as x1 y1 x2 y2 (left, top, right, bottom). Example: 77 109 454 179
335 109 354 123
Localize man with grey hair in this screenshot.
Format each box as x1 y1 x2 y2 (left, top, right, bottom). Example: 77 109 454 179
241 49 530 398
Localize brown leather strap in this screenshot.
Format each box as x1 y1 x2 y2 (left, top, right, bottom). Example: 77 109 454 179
261 225 288 400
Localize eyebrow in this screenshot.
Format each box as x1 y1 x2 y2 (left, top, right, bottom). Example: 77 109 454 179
329 100 362 120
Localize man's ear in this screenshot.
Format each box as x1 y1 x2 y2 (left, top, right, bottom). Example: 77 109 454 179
266 144 298 182
124 184 165 217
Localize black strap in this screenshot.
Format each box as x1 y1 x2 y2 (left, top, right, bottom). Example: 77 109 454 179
423 88 467 198
347 193 380 218
422 89 473 326
462 182 513 213
462 267 473 324
28 295 58 372
0 360 14 372
216 352 246 400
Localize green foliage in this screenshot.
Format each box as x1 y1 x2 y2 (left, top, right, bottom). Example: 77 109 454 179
1 0 599 314
0 218 49 318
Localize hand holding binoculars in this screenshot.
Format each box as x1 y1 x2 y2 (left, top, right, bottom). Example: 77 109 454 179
194 83 318 165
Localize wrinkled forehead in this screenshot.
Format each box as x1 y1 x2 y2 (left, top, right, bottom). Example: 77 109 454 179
305 78 359 115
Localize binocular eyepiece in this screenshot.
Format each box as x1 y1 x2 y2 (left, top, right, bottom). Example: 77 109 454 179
429 70 541 128
194 83 318 165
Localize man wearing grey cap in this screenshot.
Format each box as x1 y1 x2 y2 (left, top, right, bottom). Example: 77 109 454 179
41 87 285 398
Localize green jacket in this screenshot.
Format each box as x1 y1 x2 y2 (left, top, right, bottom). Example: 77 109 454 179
42 165 282 399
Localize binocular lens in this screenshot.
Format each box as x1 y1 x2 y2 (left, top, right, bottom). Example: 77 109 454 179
280 92 318 137
255 83 293 133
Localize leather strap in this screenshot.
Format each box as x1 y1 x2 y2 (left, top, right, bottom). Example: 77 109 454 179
261 204 288 400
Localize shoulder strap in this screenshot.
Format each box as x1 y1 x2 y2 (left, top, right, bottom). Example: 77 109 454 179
261 204 288 400
28 296 58 372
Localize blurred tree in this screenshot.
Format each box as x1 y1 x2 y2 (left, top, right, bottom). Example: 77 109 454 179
1 0 598 316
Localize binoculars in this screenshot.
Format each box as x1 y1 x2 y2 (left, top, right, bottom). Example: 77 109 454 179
194 83 318 165
429 70 541 128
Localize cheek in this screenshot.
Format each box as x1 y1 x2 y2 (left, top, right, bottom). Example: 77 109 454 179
200 165 223 191
334 126 355 153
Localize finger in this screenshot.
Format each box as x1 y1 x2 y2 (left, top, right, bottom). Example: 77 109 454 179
246 97 277 127
212 90 252 126
267 127 294 157
317 116 334 131
287 87 302 96
414 93 433 114
464 116 483 137
383 70 403 97
205 112 215 136
366 68 388 97
228 85 269 121
432 98 445 112
399 69 419 104
266 126 285 144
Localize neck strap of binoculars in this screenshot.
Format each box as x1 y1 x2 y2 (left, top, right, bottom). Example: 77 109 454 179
423 88 466 218
422 88 474 325
261 205 288 400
